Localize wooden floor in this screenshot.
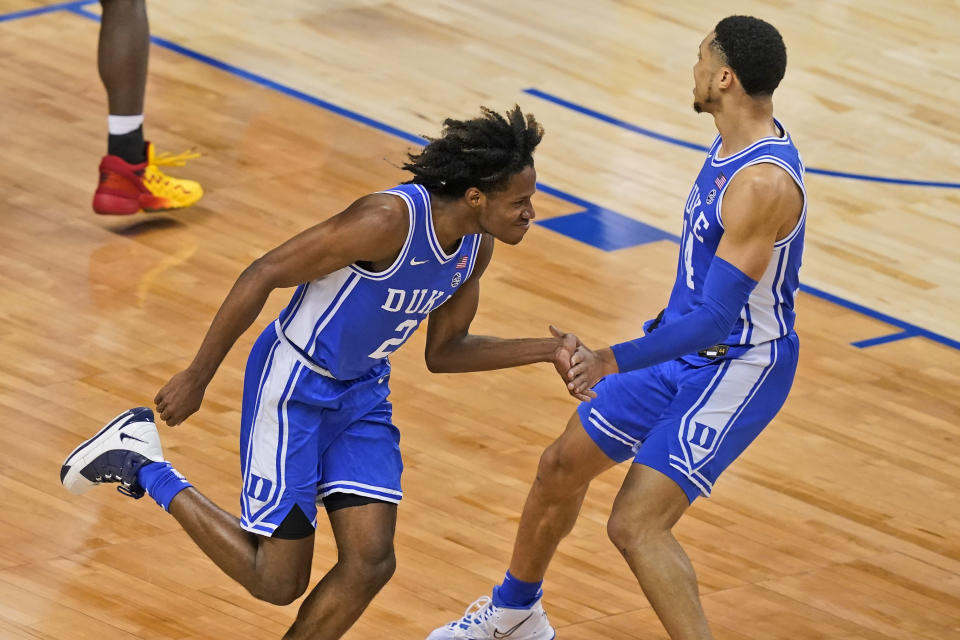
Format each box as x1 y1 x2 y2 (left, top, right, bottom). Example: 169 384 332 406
1 1 959 638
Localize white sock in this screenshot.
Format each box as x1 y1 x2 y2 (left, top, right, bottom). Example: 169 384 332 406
108 114 144 135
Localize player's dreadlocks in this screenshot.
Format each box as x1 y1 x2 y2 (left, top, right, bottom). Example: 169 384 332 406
404 105 544 198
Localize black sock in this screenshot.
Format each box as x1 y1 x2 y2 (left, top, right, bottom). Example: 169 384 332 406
108 126 146 164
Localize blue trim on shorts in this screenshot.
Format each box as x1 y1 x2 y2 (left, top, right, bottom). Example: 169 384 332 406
577 403 702 502
320 484 402 504
576 404 634 462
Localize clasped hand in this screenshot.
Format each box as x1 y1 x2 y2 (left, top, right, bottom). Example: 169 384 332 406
549 326 618 401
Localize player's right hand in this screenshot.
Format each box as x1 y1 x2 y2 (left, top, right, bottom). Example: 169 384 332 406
154 369 207 426
549 325 596 402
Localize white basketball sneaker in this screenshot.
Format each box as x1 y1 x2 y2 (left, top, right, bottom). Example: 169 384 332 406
426 595 555 640
60 407 164 499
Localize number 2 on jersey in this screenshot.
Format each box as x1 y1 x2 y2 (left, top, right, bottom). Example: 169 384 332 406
368 319 418 359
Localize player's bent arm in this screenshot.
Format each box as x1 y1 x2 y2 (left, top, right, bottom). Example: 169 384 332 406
424 235 565 373
569 164 800 391
184 194 409 382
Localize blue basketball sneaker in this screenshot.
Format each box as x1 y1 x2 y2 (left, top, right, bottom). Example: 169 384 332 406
60 407 164 498
426 595 554 640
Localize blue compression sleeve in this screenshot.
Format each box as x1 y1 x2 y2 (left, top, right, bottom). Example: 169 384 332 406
610 258 758 373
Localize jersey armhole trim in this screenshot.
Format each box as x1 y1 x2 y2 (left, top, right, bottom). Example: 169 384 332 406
349 190 416 280
418 184 464 263
715 157 806 247
463 234 483 281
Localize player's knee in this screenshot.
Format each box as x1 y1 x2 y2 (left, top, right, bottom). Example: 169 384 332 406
251 581 309 606
536 442 586 495
606 513 642 555
248 571 310 606
342 542 397 593
345 552 396 594
606 510 668 556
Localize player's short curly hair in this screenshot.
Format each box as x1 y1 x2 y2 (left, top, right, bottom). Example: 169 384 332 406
403 105 543 198
712 16 786 97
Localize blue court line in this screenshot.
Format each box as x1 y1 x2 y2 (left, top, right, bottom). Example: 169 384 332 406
524 89 710 153
9 3 958 352
0 0 89 22
851 330 919 349
801 284 960 350
524 88 960 190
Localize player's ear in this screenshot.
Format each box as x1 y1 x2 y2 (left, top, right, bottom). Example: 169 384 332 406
717 67 734 90
464 187 484 209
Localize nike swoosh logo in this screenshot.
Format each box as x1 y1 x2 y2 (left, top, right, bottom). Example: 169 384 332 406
492 613 534 639
409 258 429 266
119 432 146 445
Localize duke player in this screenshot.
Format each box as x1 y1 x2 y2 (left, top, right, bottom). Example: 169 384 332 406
429 17 805 640
61 107 579 639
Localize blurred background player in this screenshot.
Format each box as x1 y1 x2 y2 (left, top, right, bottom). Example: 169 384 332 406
93 0 202 215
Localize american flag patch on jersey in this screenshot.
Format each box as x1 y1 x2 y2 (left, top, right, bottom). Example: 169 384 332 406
456 255 469 269
715 173 727 189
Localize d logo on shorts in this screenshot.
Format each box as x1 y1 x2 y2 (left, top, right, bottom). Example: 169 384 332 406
685 421 719 466
245 474 274 502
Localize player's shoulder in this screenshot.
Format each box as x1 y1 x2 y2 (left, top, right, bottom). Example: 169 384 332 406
340 192 410 236
349 191 409 220
723 162 802 232
320 192 412 265
728 162 795 202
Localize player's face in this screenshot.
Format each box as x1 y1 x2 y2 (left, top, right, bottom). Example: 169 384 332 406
479 165 537 245
692 33 719 113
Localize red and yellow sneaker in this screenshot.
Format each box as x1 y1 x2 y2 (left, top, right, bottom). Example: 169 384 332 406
93 142 203 215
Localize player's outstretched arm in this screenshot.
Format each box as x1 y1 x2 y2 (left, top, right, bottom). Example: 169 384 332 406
154 194 409 426
424 235 591 400
566 163 801 395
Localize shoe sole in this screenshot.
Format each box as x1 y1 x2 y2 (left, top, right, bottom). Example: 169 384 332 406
93 192 200 215
60 407 152 495
93 192 142 215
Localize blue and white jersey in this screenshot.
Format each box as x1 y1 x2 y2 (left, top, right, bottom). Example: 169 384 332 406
663 118 806 351
276 184 483 380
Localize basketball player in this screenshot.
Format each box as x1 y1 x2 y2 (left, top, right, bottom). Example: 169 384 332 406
93 0 202 215
428 16 805 640
61 106 584 639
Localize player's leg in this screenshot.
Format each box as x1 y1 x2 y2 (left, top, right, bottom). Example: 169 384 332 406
427 366 676 640
505 362 678 594
168 489 315 605
61 324 322 603
608 335 800 640
284 499 398 640
506 411 617 583
94 0 202 214
99 0 149 164
425 416 618 640
606 463 710 640
60 405 316 604
283 387 403 639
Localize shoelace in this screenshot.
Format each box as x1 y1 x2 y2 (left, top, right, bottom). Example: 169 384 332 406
153 150 201 167
117 484 143 499
94 452 147 499
453 596 496 632
144 150 201 198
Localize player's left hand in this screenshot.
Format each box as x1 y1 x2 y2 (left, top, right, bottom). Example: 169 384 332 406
567 345 619 395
